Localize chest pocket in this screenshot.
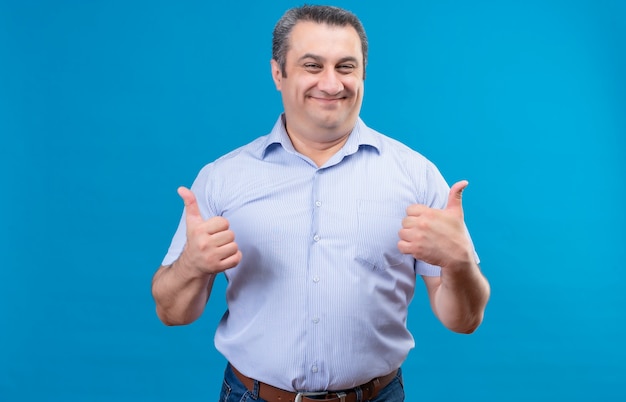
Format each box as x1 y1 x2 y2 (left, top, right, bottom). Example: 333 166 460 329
355 200 414 271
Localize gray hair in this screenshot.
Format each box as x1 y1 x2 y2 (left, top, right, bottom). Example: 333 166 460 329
272 5 368 78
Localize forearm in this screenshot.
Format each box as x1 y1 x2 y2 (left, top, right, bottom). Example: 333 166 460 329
432 261 490 333
151 254 216 326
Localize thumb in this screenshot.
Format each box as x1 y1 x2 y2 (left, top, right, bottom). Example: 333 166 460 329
177 186 203 225
446 180 468 215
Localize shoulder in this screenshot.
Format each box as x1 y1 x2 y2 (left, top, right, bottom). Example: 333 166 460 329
195 134 270 176
361 124 449 206
183 116 276 212
192 134 266 184
362 124 439 173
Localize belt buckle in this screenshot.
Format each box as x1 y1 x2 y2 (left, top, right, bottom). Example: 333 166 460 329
294 391 329 402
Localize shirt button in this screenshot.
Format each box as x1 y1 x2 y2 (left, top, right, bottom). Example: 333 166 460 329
313 276 320 283
312 317 320 324
315 200 322 207
311 365 318 373
313 235 320 242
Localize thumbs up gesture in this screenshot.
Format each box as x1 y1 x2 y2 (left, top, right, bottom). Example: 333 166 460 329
397 181 474 271
177 187 242 275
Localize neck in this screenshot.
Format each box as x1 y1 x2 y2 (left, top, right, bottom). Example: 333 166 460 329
287 131 350 167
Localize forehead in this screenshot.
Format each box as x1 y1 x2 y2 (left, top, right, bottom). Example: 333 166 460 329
287 21 363 61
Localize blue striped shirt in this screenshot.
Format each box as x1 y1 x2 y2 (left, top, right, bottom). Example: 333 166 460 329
162 115 477 391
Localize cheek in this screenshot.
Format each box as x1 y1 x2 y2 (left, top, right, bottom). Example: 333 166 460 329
284 79 312 96
343 78 363 95
281 83 302 101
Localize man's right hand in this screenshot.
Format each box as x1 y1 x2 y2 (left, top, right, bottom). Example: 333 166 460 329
177 186 242 275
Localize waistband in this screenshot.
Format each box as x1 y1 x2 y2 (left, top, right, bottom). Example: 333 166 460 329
230 364 398 402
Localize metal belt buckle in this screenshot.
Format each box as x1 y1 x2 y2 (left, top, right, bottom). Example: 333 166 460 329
294 391 329 402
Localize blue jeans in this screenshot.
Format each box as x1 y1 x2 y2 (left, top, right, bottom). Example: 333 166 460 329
218 364 405 402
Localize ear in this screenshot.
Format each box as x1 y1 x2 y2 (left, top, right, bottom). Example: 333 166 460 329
270 59 283 90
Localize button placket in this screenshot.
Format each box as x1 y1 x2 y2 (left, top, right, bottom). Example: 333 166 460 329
308 170 325 382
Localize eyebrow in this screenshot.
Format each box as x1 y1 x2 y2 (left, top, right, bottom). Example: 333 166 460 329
298 53 360 65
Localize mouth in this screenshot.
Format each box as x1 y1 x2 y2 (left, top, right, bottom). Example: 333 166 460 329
309 96 346 105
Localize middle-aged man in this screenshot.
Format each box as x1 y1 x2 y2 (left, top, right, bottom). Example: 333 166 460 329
152 5 490 402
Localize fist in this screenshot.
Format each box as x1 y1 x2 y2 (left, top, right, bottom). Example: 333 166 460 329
397 181 473 270
177 186 242 274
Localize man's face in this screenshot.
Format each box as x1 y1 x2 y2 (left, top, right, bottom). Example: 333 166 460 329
271 21 365 143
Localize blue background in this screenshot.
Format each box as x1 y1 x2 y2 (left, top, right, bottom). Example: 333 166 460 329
1 0 624 401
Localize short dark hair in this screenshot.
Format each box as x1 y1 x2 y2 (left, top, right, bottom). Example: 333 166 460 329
272 5 368 78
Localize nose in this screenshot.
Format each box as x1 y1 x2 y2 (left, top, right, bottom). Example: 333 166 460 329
317 69 344 96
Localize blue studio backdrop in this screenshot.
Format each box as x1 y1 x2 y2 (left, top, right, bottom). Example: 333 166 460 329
1 0 624 401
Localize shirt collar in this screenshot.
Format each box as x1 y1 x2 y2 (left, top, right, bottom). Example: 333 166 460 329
261 114 381 159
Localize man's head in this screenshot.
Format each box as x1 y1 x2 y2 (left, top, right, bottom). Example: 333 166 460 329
272 5 368 79
270 6 368 150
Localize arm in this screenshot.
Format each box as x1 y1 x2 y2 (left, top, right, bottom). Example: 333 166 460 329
422 262 490 333
398 180 490 333
151 187 241 326
151 260 216 326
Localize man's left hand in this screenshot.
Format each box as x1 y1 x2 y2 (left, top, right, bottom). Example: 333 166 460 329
397 180 474 271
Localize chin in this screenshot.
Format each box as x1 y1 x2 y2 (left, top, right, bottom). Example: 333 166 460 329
315 112 354 128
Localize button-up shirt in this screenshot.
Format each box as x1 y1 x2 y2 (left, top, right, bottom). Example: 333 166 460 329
162 115 478 392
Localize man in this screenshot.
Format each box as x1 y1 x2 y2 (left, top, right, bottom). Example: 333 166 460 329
152 5 490 402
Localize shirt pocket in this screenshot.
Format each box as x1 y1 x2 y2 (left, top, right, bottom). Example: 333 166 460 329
355 200 414 271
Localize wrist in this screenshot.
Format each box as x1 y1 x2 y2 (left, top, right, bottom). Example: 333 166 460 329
442 245 474 268
173 250 214 281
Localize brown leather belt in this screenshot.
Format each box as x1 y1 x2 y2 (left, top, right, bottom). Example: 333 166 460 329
231 365 398 402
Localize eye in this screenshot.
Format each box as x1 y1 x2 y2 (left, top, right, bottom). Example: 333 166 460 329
304 63 322 72
337 64 356 73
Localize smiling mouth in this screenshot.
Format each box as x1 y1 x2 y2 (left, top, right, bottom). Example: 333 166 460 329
310 96 345 103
